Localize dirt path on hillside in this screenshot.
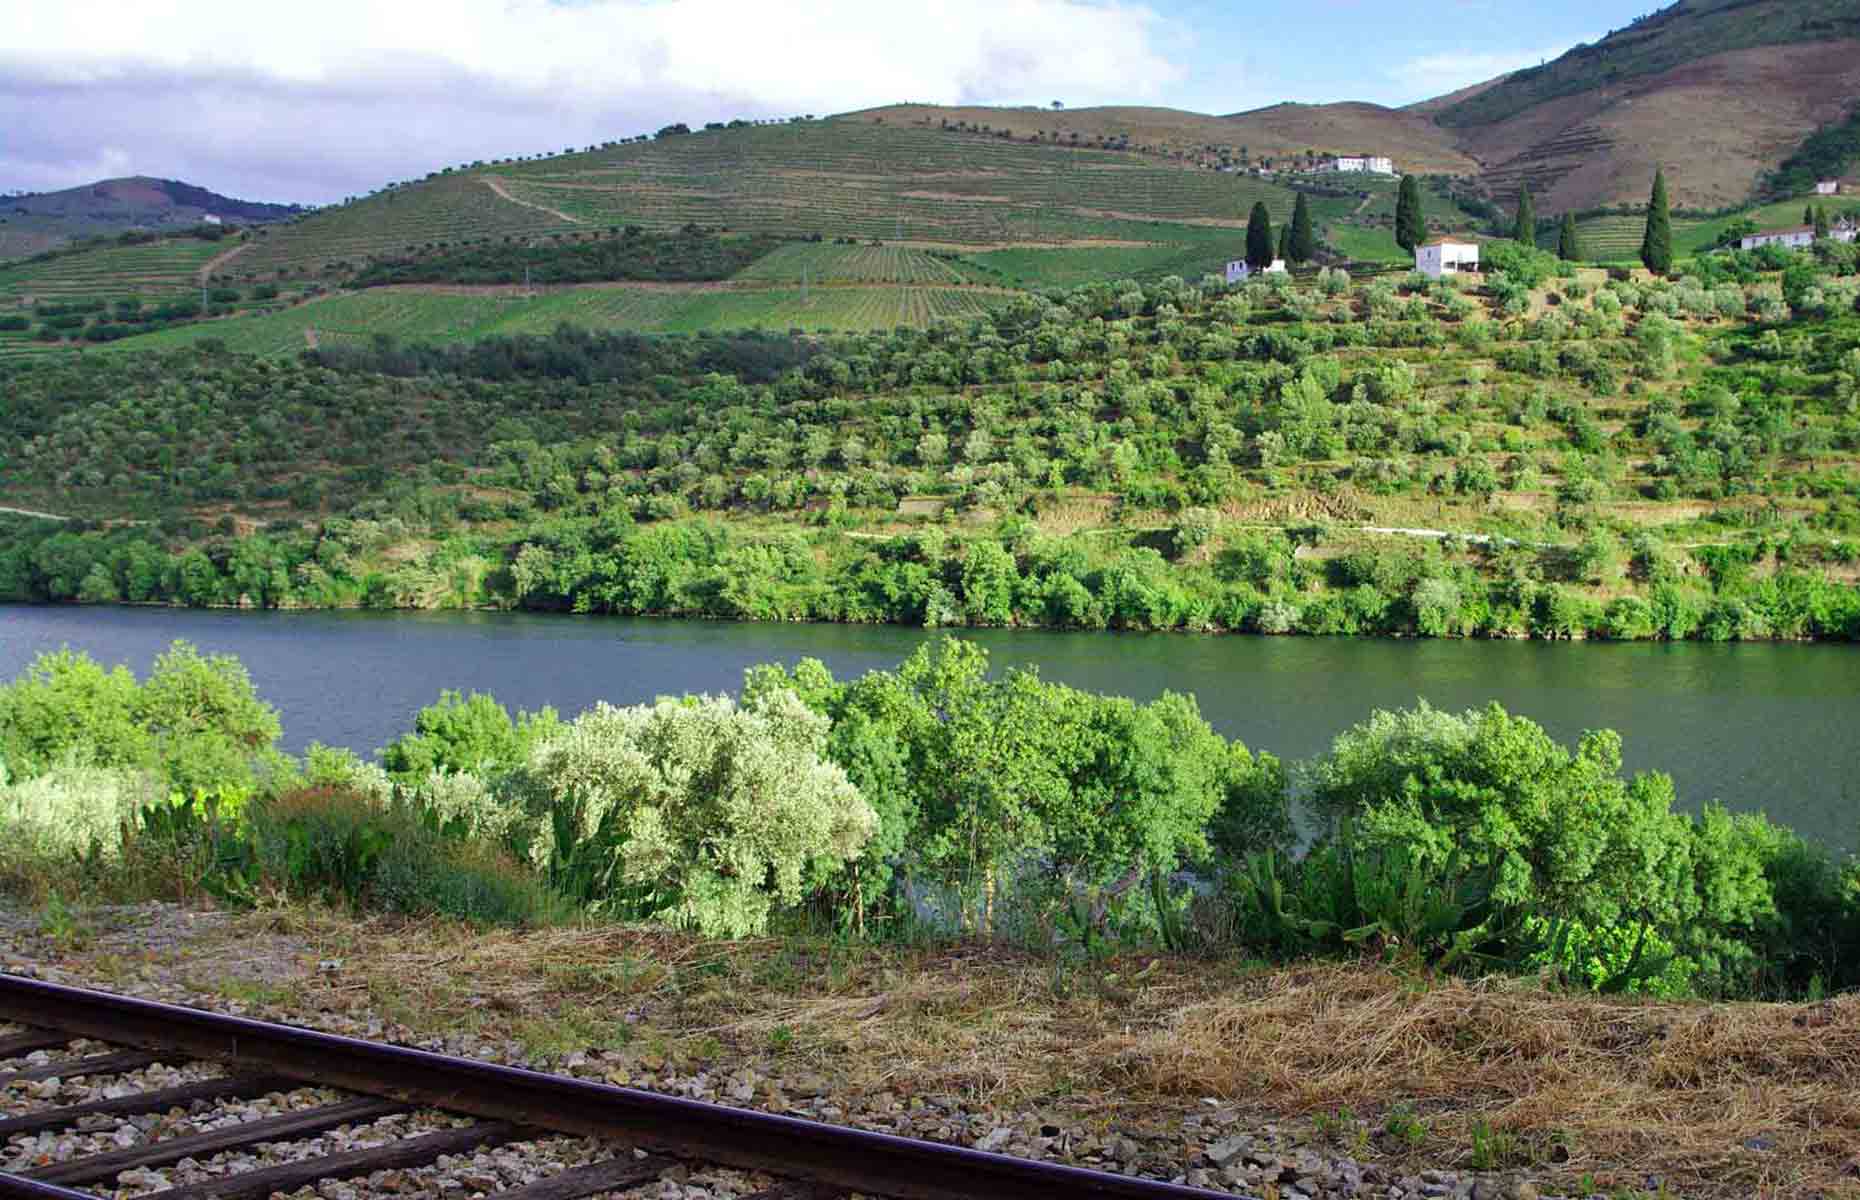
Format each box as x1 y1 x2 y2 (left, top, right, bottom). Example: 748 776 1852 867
0 505 71 522
197 241 250 283
482 177 583 224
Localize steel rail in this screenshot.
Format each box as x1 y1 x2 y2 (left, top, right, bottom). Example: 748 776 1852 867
0 973 1225 1200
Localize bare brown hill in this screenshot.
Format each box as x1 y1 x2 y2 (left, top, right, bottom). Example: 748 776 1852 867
1218 102 1479 175
1459 40 1860 211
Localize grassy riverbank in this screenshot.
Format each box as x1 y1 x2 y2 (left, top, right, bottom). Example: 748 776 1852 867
7 899 1857 1199
5 637 1859 1195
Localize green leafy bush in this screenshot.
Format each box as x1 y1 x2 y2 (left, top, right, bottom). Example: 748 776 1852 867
509 689 875 936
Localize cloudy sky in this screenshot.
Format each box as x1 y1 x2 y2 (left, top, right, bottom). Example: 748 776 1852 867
2 0 1634 205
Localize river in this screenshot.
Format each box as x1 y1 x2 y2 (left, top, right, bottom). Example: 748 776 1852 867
3 605 1857 847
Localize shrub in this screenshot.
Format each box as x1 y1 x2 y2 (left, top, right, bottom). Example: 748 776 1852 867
1297 701 1773 988
0 766 163 867
381 690 559 782
511 690 875 936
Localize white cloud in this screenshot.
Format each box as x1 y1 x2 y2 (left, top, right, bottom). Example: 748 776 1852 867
0 0 1184 201
1386 39 1594 102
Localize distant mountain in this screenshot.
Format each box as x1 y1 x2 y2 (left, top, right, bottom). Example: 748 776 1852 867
1423 0 1860 211
0 177 306 260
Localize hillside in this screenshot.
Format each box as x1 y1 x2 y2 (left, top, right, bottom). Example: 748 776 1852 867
4 241 1859 654
858 102 1479 175
1461 38 1860 212
1436 0 1860 129
1404 0 1860 211
1218 102 1478 175
228 120 1327 282
0 177 305 259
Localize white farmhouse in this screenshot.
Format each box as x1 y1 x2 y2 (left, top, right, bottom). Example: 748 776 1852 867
1739 226 1815 251
1815 180 1840 196
1415 237 1479 279
1835 217 1858 244
1225 258 1287 283
1324 155 1394 175
201 214 223 225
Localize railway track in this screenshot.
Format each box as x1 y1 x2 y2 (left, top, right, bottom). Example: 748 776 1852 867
0 973 1228 1200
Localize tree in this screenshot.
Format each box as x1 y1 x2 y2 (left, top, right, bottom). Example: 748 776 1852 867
1641 169 1673 274
1814 205 1831 240
1512 182 1536 246
1289 191 1315 263
518 690 875 937
1557 211 1584 261
1246 202 1274 270
1276 221 1293 263
1395 175 1425 253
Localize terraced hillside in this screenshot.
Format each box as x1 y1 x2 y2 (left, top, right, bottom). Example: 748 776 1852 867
0 238 235 361
235 173 577 279
106 283 1008 354
236 121 1310 280
0 238 225 304
733 243 991 284
1437 0 1860 130
1571 194 1860 262
859 102 1479 175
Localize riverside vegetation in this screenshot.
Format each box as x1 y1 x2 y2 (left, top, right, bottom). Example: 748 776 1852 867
2 638 1856 1006
6 239 1860 640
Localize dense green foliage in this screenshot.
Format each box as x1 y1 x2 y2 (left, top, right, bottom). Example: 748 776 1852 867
1395 176 1424 253
349 227 783 288
1557 212 1583 262
1642 170 1674 274
1289 193 1315 264
3 642 1856 998
1246 202 1273 270
5 245 1860 642
0 642 283 795
1512 184 1536 247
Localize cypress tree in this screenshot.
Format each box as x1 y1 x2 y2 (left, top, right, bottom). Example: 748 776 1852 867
1814 205 1831 239
1556 211 1583 261
1395 175 1425 253
1277 221 1293 263
1805 205 1816 227
1640 169 1672 274
1246 202 1274 269
1289 191 1316 263
1513 182 1536 246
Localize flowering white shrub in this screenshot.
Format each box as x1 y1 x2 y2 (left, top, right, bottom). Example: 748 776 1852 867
518 689 874 936
0 766 163 861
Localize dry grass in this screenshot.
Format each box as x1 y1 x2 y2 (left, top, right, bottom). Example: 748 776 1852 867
1121 968 1860 1196
189 909 1860 1198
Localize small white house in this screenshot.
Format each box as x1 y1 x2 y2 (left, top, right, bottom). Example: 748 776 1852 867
1835 217 1858 244
1815 180 1840 196
1226 258 1288 283
1415 238 1479 279
1739 226 1815 251
201 214 222 226
1323 155 1394 175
